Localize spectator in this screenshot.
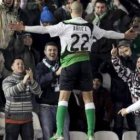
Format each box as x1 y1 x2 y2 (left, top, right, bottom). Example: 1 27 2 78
22 0 41 25
110 41 136 140
117 40 136 71
21 33 40 74
85 0 131 73
40 6 56 26
92 73 113 131
3 33 40 75
36 42 69 140
32 5 60 59
2 57 42 140
111 46 140 140
22 33 41 112
0 0 31 49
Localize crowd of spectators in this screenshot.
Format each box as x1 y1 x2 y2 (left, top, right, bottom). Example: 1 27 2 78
0 0 140 140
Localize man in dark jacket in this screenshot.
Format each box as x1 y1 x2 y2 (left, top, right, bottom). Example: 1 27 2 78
92 73 113 131
35 42 69 140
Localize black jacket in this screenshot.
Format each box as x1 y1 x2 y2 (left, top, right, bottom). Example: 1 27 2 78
35 59 59 105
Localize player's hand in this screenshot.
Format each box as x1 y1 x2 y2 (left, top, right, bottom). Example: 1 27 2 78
9 21 25 32
124 27 138 39
111 44 118 57
118 108 128 117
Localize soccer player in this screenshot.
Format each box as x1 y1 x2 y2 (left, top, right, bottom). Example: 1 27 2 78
9 1 137 140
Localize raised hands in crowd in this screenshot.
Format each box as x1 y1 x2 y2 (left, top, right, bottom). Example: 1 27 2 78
111 45 118 58
22 68 34 85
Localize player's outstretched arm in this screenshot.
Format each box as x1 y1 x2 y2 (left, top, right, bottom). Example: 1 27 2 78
9 22 49 34
93 25 138 40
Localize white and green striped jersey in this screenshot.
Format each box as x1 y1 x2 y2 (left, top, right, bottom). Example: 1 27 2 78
48 17 95 67
25 17 124 67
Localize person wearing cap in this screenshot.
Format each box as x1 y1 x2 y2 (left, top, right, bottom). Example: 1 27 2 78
40 6 55 26
35 5 60 59
118 40 131 57
22 33 32 47
9 1 137 140
111 40 136 139
111 46 140 140
22 32 40 74
5 32 39 75
117 40 136 71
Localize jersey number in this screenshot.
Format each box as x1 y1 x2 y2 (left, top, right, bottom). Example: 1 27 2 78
70 34 90 52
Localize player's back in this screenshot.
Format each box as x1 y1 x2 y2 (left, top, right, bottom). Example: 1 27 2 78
60 17 94 54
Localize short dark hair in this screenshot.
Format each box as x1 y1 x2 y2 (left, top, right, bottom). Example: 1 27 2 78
95 0 107 5
44 42 58 49
11 56 24 65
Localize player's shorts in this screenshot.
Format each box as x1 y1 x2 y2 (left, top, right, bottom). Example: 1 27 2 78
60 60 93 91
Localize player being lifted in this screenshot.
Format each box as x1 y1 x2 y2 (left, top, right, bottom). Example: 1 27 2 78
9 1 137 140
